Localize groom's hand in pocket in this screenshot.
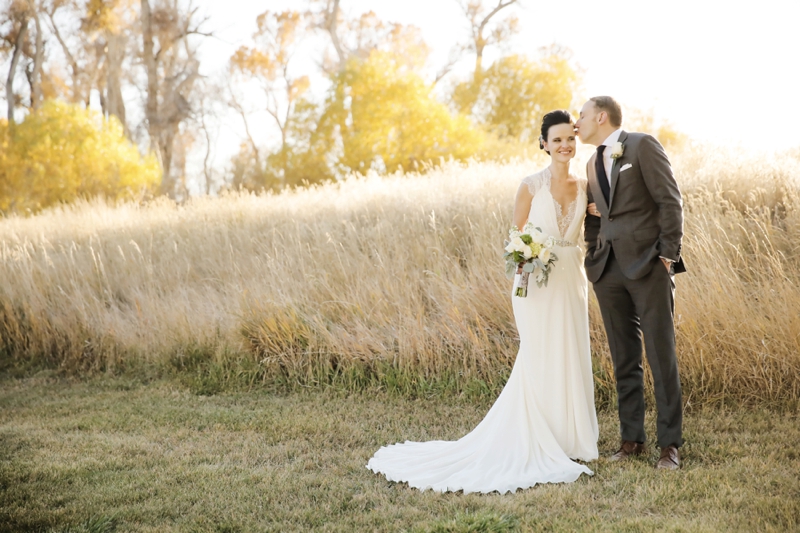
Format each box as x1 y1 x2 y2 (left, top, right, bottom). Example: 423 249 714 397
587 203 601 217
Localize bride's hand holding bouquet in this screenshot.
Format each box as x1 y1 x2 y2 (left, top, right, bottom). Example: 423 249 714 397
504 223 558 297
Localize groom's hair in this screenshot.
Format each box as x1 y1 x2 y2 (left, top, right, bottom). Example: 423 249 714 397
590 96 623 128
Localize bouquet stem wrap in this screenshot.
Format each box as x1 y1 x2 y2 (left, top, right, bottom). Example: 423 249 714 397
514 271 530 298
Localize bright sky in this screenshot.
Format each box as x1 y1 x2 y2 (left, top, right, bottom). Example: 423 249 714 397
200 0 800 155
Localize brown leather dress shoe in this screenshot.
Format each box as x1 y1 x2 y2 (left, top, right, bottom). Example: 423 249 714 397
610 440 646 461
656 445 680 470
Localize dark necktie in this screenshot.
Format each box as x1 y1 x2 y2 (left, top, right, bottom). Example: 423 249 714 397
595 145 610 205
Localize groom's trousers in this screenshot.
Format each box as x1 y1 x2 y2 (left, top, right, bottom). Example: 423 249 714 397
592 249 683 449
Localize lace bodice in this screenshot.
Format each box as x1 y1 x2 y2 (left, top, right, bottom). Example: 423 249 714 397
521 168 586 241
553 195 579 238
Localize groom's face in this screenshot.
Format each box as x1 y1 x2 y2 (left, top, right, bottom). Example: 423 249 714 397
576 101 601 146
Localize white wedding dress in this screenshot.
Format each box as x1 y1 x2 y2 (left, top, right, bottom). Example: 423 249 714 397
367 168 599 494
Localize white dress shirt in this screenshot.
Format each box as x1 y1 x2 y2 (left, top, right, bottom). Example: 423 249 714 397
599 128 623 178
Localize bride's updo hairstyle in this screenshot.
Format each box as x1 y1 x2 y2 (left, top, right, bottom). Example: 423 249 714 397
539 110 575 155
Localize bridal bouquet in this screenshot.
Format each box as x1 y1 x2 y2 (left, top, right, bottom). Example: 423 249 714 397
504 223 558 297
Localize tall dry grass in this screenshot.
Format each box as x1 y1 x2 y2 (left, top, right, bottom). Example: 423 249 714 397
1 147 798 406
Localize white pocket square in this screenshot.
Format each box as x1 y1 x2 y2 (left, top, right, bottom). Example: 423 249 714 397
620 163 633 172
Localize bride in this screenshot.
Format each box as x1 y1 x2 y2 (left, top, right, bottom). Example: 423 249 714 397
367 110 599 494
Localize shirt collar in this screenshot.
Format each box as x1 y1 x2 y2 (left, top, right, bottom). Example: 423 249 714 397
601 128 623 148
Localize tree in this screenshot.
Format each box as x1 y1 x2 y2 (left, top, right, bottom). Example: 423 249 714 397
0 1 47 111
446 1 585 153
228 5 486 187
195 76 221 194
2 0 48 113
472 47 581 143
311 2 430 74
227 96 334 191
265 97 335 187
624 107 688 151
322 50 484 174
2 0 31 122
43 0 90 105
140 0 209 198
229 10 310 164
3 0 134 127
2 0 217 199
73 0 138 130
227 8 434 189
0 100 159 213
311 0 344 72
227 9 322 190
24 0 44 109
452 0 519 114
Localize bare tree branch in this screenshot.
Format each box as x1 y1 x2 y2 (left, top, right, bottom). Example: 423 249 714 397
24 0 43 109
140 0 210 197
227 80 261 170
323 0 346 70
5 16 28 123
433 44 465 86
44 7 83 103
457 0 519 79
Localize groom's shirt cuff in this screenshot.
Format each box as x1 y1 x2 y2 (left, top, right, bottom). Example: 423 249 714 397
659 256 675 263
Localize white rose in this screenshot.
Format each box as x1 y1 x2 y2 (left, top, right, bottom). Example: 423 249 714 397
611 141 625 159
504 241 516 253
531 230 547 245
540 248 551 263
522 245 534 259
511 236 525 252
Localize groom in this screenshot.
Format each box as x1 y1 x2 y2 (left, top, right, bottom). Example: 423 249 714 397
576 96 685 470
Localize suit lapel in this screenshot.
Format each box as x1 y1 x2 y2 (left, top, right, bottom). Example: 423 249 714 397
588 152 609 214
607 130 628 211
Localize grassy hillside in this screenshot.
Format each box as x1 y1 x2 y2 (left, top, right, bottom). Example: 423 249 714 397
1 149 798 406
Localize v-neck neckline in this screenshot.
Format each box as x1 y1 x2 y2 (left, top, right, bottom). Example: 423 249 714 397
547 168 579 217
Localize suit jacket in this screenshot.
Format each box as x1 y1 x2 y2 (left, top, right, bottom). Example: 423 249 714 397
584 130 686 283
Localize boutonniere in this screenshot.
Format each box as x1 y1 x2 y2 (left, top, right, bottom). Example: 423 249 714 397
610 142 624 159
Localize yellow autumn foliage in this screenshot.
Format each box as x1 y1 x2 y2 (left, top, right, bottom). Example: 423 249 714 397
454 48 582 144
624 107 688 151
323 51 485 174
0 100 160 214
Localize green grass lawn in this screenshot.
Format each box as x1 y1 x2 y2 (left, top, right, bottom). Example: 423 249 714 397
1 376 798 533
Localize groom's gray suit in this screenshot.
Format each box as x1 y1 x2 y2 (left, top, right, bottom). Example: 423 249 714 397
584 130 685 449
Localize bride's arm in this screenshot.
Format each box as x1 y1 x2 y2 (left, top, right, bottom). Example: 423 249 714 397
511 183 533 274
512 182 534 231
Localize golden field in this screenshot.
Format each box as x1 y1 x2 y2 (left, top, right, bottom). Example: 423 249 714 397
1 147 799 407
